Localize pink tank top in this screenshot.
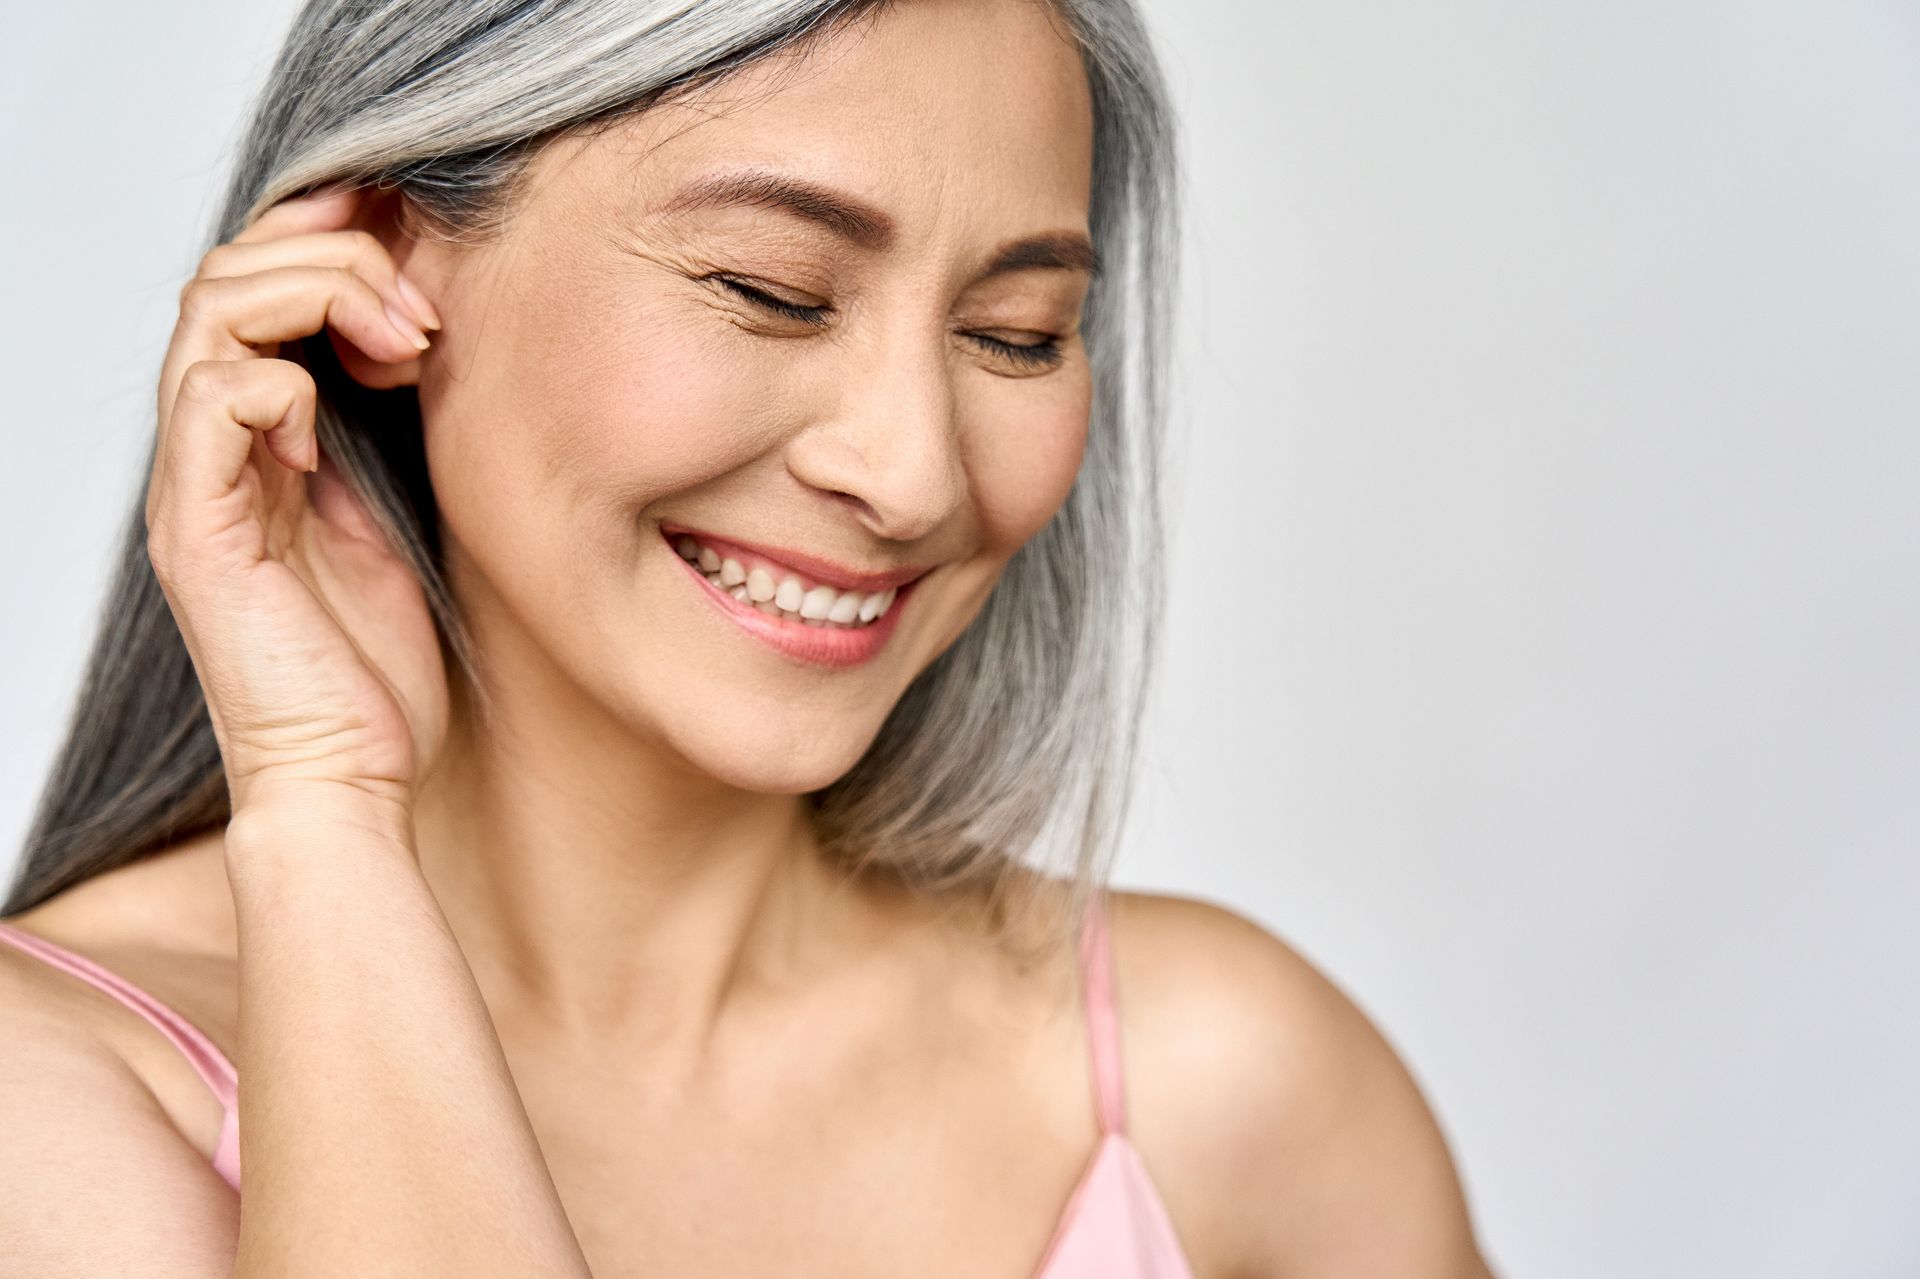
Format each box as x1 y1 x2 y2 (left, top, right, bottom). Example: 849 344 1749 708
0 893 1193 1276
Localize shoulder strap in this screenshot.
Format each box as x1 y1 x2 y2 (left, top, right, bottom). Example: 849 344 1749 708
0 921 238 1111
1078 890 1127 1136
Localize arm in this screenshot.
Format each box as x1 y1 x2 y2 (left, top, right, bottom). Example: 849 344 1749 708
127 181 595 1276
222 797 593 1278
0 804 590 1278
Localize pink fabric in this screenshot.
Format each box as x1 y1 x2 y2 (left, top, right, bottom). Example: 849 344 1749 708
1028 893 1196 1278
0 920 241 1189
0 895 1192 1275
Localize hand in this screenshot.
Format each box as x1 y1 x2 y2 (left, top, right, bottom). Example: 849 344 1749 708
144 183 450 826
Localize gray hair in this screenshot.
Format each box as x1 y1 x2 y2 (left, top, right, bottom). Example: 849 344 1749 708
5 0 1179 959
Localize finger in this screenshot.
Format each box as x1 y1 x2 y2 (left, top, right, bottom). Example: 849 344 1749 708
159 265 430 441
232 182 361 246
197 229 442 333
233 185 445 332
147 359 317 559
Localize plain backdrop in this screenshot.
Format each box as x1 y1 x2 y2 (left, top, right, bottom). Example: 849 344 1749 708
4 2 1916 1275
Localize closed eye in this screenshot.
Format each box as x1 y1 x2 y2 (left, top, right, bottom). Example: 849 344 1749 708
710 273 1067 373
710 274 830 326
966 331 1064 371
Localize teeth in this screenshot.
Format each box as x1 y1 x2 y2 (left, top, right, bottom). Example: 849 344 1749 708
672 532 902 629
799 586 836 620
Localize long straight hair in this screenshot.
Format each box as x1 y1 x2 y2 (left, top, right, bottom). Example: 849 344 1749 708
6 0 1179 958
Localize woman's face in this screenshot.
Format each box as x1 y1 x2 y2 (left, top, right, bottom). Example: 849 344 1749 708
398 0 1096 794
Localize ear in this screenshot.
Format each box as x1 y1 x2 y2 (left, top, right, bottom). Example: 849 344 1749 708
325 185 436 391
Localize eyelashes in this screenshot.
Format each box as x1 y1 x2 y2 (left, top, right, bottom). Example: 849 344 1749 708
713 275 829 326
708 274 1065 372
971 332 1065 371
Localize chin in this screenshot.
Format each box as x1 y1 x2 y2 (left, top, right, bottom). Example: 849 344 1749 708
693 742 872 797
648 696 891 797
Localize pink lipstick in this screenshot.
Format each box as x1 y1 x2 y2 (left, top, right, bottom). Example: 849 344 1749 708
661 525 924 668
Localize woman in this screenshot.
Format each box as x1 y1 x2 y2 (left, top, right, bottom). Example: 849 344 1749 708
0 0 1495 1274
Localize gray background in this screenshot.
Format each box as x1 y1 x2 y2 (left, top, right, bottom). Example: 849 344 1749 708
4 2 1915 1275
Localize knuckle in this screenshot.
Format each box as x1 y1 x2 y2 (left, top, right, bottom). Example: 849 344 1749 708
344 228 384 264
264 357 318 401
197 242 240 278
175 359 228 406
176 274 224 319
290 362 319 401
325 262 366 295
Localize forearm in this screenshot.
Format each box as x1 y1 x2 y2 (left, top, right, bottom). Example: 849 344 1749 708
222 799 592 1278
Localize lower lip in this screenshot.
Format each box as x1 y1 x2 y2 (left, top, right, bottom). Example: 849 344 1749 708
665 533 917 669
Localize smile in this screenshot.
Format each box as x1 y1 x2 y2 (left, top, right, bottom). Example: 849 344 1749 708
660 525 926 668
671 533 900 627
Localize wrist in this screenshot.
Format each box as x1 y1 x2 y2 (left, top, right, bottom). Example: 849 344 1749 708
224 785 418 872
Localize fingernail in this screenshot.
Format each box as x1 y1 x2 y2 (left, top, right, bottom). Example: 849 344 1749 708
383 301 432 351
395 272 442 330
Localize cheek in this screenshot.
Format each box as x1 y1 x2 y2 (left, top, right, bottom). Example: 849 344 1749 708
960 368 1092 549
517 285 791 516
429 255 799 553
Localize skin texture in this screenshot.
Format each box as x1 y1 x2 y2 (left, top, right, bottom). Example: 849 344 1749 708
0 0 1496 1275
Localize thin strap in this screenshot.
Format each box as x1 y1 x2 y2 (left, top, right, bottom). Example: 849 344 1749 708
1078 890 1127 1136
0 921 237 1111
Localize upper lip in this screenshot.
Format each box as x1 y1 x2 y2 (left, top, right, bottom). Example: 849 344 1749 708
659 521 934 594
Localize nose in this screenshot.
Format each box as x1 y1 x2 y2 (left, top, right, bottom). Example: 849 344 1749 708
783 321 969 545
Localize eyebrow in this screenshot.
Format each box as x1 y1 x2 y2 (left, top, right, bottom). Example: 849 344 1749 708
650 166 1101 279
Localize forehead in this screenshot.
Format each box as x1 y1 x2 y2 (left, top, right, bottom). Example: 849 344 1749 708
558 0 1095 241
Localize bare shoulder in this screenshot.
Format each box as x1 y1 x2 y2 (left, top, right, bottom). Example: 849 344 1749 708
0 828 240 1159
0 901 241 1272
1105 889 1497 1279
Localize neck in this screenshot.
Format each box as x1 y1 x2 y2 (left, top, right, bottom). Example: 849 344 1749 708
408 661 886 1067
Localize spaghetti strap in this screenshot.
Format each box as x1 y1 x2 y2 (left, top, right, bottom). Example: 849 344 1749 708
1077 890 1127 1136
0 921 238 1112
